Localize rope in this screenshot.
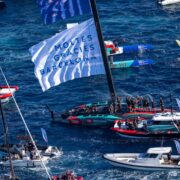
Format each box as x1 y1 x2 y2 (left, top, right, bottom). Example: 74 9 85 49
0 67 52 180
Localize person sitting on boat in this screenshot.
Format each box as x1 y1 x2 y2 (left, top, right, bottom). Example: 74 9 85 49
144 98 149 111
151 99 155 110
92 104 97 113
126 96 131 112
109 103 114 114
12 144 20 154
130 98 135 110
166 152 173 164
27 142 35 152
136 96 142 108
133 119 138 129
143 121 147 131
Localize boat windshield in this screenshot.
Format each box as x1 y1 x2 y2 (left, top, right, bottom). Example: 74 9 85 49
140 153 158 158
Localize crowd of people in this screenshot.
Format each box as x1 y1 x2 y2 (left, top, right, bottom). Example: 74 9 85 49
63 96 165 118
10 141 38 161
125 96 165 112
52 170 83 180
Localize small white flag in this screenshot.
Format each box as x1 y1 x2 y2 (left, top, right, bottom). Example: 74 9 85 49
174 140 180 154
176 98 180 110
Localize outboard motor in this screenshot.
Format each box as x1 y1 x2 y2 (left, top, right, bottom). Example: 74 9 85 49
0 0 6 9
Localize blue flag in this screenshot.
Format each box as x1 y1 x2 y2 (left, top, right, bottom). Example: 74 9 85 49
29 18 105 91
37 0 92 24
41 128 48 143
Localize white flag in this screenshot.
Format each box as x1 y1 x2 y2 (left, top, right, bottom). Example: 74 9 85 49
29 18 105 91
176 98 180 110
174 140 180 154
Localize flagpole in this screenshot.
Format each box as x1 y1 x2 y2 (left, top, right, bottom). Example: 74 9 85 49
89 0 116 102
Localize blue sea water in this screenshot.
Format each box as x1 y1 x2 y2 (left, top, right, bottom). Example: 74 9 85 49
0 0 180 179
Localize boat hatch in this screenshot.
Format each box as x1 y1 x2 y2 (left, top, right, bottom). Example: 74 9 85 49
147 147 172 154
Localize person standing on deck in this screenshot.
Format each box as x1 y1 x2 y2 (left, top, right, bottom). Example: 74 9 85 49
126 96 131 112
151 98 155 111
116 96 122 113
160 97 164 112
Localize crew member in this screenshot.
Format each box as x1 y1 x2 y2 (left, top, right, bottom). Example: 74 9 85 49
116 96 122 113
160 97 164 112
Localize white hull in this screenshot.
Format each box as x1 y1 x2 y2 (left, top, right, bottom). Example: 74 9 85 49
159 0 180 5
0 157 49 168
104 151 180 171
106 159 180 170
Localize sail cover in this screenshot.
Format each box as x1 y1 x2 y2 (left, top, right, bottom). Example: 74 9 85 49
37 0 92 24
29 18 105 91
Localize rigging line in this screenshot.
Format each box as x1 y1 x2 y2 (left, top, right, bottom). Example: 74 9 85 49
0 67 52 180
169 60 180 133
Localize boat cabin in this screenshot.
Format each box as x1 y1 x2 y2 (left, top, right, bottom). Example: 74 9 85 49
140 147 180 165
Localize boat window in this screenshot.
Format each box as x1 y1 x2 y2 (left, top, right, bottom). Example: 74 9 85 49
153 121 160 125
141 153 158 158
148 154 158 158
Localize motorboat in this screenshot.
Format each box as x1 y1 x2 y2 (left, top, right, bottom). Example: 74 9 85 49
0 86 19 103
104 147 180 170
0 141 63 168
158 0 180 5
111 112 180 138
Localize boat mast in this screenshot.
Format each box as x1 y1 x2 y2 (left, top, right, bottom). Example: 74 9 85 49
89 0 116 102
0 100 16 180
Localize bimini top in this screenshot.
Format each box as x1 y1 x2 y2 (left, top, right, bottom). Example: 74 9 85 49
152 112 180 121
147 147 172 154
